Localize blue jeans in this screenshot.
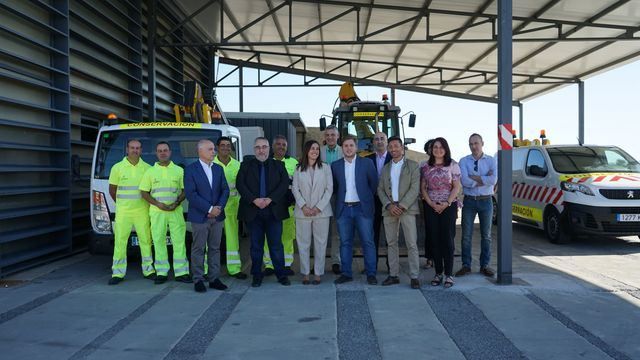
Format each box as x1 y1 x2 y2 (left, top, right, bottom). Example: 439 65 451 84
336 204 377 278
461 197 493 268
249 211 285 279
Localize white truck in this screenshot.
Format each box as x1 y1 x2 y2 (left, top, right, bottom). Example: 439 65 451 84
89 122 242 254
508 144 640 243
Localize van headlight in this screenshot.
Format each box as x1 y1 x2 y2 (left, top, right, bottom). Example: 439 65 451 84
560 181 594 196
93 190 112 232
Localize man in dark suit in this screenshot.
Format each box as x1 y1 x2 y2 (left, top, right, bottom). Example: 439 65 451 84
331 135 379 285
184 139 230 293
366 131 392 272
237 137 291 287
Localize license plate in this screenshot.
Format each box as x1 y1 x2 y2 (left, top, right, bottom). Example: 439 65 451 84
130 235 172 246
616 214 640 222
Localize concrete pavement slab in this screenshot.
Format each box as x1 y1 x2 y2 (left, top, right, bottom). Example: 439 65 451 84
0 280 168 360
204 282 338 360
83 284 220 360
531 289 640 359
367 286 465 360
466 287 610 360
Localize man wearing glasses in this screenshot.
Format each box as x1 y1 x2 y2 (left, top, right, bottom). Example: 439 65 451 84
455 133 497 278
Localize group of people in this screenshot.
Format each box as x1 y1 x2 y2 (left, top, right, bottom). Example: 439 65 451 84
107 125 497 293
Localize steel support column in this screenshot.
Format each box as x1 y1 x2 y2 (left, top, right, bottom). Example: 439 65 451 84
497 0 513 285
239 64 244 112
208 47 216 92
147 0 157 121
390 87 396 106
578 80 584 144
518 102 523 140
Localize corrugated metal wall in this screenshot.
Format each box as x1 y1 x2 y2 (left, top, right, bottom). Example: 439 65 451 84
0 0 211 276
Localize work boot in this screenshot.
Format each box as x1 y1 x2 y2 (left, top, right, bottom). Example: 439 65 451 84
108 277 123 285
144 273 157 281
231 272 248 280
455 266 471 277
175 275 193 283
154 275 168 285
209 278 228 291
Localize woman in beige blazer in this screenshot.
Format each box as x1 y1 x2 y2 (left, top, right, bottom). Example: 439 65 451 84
292 140 333 285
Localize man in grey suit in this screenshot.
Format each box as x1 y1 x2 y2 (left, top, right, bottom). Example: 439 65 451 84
377 136 422 289
320 125 343 275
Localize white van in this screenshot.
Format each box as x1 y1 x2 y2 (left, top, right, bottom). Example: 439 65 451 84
509 144 640 243
89 122 242 254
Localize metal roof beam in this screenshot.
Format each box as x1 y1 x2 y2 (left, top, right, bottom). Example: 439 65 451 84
258 57 304 85
469 0 631 96
216 47 575 81
306 60 350 84
223 1 287 42
219 56 520 105
158 0 217 41
292 6 357 41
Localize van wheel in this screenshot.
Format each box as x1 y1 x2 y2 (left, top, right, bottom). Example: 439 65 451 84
544 208 571 244
491 197 498 225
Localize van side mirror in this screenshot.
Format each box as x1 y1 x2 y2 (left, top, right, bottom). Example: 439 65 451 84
319 117 326 131
528 165 547 177
408 114 416 127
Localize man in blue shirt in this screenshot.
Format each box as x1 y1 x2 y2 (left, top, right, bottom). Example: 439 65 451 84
455 133 497 278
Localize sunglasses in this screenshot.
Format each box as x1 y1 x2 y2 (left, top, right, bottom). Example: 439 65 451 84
474 159 478 172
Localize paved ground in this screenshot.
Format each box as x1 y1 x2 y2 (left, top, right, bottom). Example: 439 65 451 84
1 223 640 360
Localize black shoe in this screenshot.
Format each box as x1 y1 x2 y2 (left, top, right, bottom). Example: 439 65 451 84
108 277 123 285
144 273 157 281
154 275 168 284
367 275 378 285
480 267 495 277
194 281 206 293
410 279 421 289
334 275 353 284
230 272 248 280
284 266 295 276
263 268 275 276
332 264 341 275
278 277 291 286
209 278 228 291
251 276 263 287
382 276 400 286
360 269 366 275
175 275 193 283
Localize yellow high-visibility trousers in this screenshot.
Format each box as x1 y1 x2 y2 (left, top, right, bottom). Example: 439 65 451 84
150 209 188 277
112 213 155 278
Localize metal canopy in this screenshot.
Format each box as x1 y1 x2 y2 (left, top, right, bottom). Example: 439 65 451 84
161 0 640 103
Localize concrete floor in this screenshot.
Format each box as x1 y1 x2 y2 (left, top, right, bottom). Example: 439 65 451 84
1 223 639 360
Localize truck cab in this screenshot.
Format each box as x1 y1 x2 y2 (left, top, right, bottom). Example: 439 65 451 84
509 144 640 243
89 122 242 253
320 98 416 154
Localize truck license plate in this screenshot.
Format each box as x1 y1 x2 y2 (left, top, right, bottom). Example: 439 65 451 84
616 214 640 222
130 235 172 246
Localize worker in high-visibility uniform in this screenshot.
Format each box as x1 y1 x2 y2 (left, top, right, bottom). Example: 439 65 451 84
107 139 155 285
140 141 192 285
263 135 298 276
213 136 247 280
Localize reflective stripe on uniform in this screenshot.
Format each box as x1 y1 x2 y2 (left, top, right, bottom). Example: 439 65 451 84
142 264 155 272
118 185 139 190
112 268 126 275
153 195 178 202
141 256 153 263
229 191 238 197
227 260 241 264
226 251 239 255
113 259 127 265
151 187 178 194
117 194 141 199
174 266 189 274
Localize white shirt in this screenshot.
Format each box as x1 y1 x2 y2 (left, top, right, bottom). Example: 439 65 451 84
199 159 213 187
390 157 404 202
199 159 214 213
344 157 360 202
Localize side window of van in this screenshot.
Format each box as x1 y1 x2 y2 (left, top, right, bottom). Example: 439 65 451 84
526 149 548 177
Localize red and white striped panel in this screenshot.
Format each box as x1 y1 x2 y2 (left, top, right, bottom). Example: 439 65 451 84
511 183 563 205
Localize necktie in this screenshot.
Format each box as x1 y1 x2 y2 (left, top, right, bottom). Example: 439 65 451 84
259 162 266 198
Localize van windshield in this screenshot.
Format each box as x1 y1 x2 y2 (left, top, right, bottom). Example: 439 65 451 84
94 128 222 179
547 146 640 174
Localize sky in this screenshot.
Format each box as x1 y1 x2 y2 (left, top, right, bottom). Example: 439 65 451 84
214 59 640 161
